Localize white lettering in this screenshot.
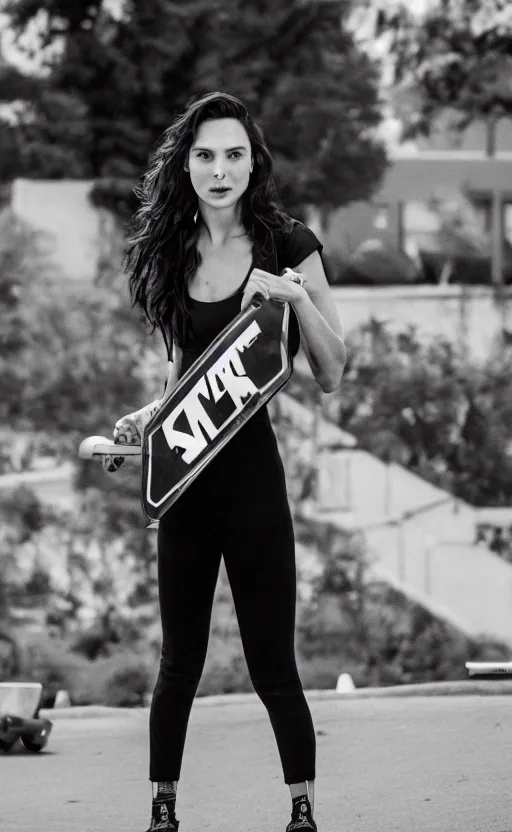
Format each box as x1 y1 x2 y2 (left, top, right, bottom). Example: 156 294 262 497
160 321 262 464
161 377 218 464
207 322 261 408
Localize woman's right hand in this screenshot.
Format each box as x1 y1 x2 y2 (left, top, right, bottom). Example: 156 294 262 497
113 399 162 445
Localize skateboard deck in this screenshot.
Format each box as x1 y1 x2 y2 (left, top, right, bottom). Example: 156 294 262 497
79 295 292 524
465 661 512 677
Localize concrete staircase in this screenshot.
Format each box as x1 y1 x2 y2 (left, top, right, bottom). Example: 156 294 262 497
277 392 512 646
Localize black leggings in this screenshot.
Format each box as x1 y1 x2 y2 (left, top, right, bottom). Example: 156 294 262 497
149 411 316 784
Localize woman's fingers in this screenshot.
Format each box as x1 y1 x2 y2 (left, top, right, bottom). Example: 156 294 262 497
241 276 271 311
241 271 305 312
113 401 161 445
113 417 141 444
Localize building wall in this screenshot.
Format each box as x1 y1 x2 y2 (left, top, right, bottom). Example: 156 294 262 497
325 152 512 256
332 284 512 361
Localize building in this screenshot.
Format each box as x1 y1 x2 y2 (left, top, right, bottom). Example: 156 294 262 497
325 150 512 264
325 118 512 280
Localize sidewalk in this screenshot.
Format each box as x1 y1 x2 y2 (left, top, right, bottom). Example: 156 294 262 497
3 696 511 832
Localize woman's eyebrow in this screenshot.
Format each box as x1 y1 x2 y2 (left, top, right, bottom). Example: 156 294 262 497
191 145 248 152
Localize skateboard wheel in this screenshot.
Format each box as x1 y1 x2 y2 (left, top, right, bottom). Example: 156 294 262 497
0 715 21 751
20 734 48 752
0 737 17 752
20 719 52 752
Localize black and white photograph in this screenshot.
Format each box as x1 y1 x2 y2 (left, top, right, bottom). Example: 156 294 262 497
1 1 512 830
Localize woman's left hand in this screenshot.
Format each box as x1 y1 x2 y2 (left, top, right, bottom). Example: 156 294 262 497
240 267 307 313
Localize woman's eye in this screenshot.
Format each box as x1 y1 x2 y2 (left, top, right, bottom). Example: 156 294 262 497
194 151 242 160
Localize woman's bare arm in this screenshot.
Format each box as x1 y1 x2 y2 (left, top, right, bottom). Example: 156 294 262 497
113 342 183 444
159 341 183 405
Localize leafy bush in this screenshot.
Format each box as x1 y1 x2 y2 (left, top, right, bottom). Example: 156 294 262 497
342 239 420 285
101 653 153 707
419 249 512 285
291 318 512 507
297 653 355 690
15 635 92 707
297 571 511 689
197 638 253 697
14 635 154 707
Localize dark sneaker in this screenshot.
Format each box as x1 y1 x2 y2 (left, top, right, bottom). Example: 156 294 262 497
146 798 180 831
286 795 317 831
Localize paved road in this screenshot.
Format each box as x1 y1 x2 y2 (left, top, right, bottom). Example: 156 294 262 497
2 695 511 832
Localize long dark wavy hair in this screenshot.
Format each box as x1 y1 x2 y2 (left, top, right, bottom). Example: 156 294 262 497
125 91 294 357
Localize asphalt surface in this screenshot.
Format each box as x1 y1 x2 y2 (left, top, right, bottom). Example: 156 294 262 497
2 695 512 832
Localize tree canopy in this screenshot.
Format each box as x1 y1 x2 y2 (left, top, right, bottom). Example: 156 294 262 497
0 0 388 218
370 0 512 142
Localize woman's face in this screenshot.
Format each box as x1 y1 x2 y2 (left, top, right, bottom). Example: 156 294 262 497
187 118 253 211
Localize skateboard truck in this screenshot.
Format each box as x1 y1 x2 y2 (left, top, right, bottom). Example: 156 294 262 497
78 435 142 459
78 435 142 472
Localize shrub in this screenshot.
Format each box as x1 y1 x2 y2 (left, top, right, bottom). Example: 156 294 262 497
15 635 92 707
197 634 252 697
15 634 154 707
419 249 512 285
341 239 420 285
101 653 152 707
297 653 361 690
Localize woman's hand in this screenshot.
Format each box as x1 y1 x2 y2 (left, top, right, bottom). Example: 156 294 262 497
240 267 307 313
113 399 162 445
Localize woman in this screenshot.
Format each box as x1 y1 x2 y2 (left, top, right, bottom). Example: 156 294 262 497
118 91 346 832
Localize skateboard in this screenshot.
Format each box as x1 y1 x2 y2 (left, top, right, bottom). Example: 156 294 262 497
0 714 53 752
79 294 292 525
465 661 512 678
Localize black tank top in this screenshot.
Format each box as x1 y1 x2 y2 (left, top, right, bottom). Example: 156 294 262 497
164 220 323 377
179 259 255 377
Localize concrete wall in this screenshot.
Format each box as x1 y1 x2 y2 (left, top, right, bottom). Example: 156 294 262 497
10 179 110 282
332 284 512 360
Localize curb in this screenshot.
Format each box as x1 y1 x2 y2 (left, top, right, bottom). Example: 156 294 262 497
39 679 512 720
